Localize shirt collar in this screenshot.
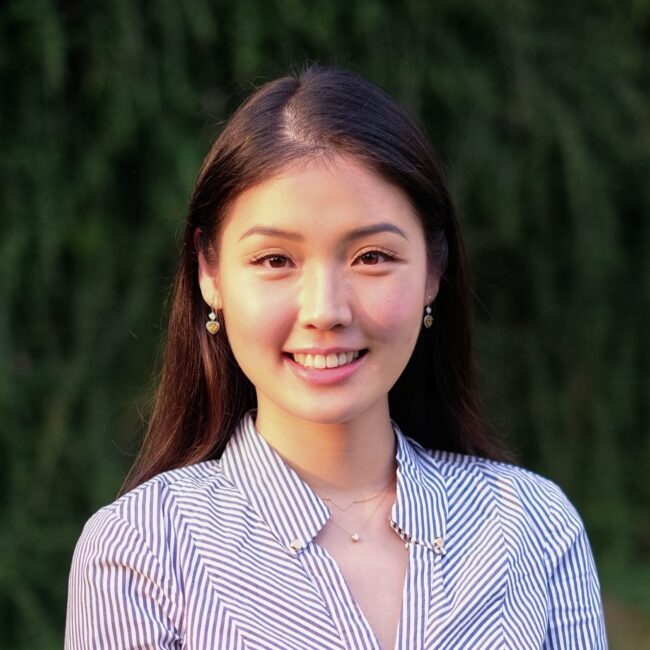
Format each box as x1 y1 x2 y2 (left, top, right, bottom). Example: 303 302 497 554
220 411 448 556
220 411 329 555
391 419 448 554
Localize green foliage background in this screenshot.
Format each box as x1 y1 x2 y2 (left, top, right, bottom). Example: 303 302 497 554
1 0 648 647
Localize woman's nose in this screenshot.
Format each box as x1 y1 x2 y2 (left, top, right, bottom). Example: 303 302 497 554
297 264 353 330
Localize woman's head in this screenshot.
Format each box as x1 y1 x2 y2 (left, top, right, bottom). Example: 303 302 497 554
197 153 437 430
122 65 511 494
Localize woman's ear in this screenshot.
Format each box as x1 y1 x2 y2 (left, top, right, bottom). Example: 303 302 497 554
194 228 222 310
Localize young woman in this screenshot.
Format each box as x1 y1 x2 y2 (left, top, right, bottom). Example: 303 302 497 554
65 66 607 649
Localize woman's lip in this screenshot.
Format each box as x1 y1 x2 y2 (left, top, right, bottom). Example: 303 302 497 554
285 347 365 355
284 350 367 385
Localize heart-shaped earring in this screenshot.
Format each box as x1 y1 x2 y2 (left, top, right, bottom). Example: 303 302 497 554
423 304 434 329
206 309 220 335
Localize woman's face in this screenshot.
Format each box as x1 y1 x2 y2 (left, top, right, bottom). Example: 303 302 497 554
199 155 438 427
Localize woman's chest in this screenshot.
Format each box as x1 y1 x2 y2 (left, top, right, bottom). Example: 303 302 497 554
314 521 409 650
177 503 548 649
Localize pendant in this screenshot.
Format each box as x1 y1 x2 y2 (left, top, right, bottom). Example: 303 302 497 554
351 533 360 542
206 320 220 334
206 311 220 334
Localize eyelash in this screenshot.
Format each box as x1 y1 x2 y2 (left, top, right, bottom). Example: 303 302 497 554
248 253 290 269
354 250 396 266
249 249 397 269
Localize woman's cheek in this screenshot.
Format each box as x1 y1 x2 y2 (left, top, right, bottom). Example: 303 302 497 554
370 292 421 340
223 285 295 347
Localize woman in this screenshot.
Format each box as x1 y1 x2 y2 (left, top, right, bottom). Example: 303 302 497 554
65 66 607 649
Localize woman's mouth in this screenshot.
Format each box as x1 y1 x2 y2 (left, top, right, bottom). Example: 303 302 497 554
290 350 366 369
283 349 368 385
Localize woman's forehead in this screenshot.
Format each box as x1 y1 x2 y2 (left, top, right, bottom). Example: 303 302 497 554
219 155 424 243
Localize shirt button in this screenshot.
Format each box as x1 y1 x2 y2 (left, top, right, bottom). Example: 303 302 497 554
288 539 303 553
433 537 444 553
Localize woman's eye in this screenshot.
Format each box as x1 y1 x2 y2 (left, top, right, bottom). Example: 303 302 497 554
267 255 289 268
252 254 291 268
355 251 393 265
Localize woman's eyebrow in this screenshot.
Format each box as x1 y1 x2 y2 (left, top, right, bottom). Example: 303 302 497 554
238 222 408 242
343 223 409 242
238 226 302 242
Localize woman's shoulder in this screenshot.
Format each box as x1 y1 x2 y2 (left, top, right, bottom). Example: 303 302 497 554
66 462 232 646
409 440 585 540
108 458 227 510
75 459 231 557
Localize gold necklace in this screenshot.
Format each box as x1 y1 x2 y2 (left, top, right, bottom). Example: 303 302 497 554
326 486 391 543
320 476 394 511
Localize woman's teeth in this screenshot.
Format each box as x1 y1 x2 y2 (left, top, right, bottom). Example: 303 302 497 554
292 351 360 369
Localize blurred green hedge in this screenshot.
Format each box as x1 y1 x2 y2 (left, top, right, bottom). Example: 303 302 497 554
1 0 648 647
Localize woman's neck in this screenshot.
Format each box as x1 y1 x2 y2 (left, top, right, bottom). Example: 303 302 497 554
253 400 397 497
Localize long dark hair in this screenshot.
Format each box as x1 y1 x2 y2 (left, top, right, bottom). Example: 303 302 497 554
121 65 512 495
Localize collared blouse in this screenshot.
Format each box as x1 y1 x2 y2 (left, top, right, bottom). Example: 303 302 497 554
65 412 607 649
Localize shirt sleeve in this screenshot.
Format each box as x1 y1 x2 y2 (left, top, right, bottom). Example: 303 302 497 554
542 507 608 649
65 506 182 649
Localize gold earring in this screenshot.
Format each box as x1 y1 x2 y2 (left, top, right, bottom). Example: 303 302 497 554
206 308 220 335
423 303 434 329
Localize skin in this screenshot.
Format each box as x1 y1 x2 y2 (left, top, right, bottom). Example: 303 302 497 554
198 154 439 648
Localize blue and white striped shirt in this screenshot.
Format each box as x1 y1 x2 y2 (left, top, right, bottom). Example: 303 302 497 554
66 412 607 648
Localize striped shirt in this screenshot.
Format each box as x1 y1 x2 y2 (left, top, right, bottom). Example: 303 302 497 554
65 411 607 649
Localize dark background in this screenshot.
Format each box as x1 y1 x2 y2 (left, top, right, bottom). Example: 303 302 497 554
1 1 648 647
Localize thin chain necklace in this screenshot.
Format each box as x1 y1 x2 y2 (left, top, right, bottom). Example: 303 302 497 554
324 483 392 543
320 476 394 511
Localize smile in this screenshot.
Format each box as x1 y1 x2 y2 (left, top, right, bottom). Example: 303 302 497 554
292 351 362 369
